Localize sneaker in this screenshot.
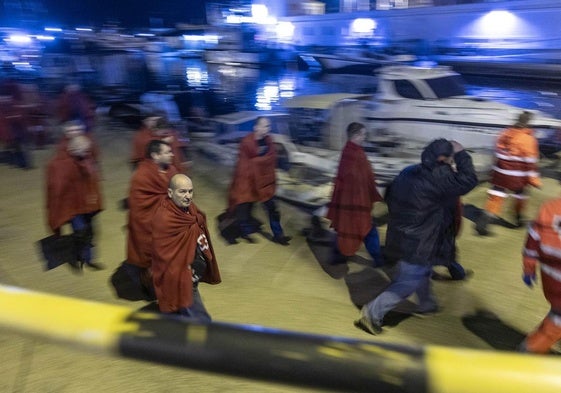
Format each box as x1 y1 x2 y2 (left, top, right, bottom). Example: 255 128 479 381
272 235 291 246
353 316 382 335
412 306 441 318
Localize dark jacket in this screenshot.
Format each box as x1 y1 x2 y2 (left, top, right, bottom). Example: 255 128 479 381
384 149 477 266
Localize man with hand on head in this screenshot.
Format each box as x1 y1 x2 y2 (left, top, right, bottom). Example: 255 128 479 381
354 139 477 335
46 134 103 272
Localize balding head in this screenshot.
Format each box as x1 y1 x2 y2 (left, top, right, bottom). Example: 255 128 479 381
253 116 271 140
168 174 194 209
68 135 91 157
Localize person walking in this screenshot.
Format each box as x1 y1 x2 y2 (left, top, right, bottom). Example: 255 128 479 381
119 140 178 300
226 116 291 245
46 134 103 271
475 111 541 235
151 174 221 321
326 122 384 266
354 139 477 335
130 115 188 172
519 182 561 353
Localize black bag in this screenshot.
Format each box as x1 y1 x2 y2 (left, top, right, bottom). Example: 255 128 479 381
216 211 264 243
109 261 156 301
217 211 241 243
37 234 78 270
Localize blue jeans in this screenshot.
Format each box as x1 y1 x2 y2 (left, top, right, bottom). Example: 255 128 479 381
363 261 436 324
237 198 284 238
364 226 384 267
333 225 384 266
70 213 94 264
176 285 212 323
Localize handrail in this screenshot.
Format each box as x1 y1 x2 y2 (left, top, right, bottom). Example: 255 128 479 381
1 284 560 393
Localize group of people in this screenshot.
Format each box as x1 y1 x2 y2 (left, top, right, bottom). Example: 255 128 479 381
43 107 561 353
327 115 560 354
0 81 96 171
326 122 478 335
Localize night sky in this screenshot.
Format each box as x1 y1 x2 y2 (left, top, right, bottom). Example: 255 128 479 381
3 0 208 28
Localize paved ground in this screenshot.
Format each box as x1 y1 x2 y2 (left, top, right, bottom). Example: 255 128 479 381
1 118 559 392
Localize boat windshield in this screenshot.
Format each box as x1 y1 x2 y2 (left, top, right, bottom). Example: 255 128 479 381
394 80 424 99
425 75 467 98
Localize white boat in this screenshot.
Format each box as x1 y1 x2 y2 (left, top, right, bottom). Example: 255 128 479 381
364 65 561 157
203 49 269 68
303 49 415 74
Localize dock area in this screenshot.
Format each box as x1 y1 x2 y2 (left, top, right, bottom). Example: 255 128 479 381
0 120 560 392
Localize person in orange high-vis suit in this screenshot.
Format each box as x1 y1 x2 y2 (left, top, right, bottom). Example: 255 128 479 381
519 193 561 354
476 111 541 236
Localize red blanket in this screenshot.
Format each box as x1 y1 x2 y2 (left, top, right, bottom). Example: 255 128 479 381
152 200 221 313
127 160 178 268
228 133 276 209
326 141 382 256
46 148 103 231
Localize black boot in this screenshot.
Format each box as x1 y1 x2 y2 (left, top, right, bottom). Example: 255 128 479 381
475 213 491 236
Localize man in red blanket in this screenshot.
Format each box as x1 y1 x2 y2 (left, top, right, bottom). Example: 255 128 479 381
152 174 221 321
46 134 103 271
120 140 178 299
227 116 291 245
327 122 384 266
130 116 187 172
56 120 100 163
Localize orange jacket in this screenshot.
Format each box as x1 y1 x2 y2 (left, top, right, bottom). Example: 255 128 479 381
491 127 541 190
523 197 561 312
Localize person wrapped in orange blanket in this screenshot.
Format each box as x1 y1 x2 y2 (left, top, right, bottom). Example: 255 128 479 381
46 134 103 271
152 174 221 321
326 122 383 266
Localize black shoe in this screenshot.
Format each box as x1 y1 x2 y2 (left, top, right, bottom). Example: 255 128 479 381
272 235 291 246
475 213 490 236
226 237 239 245
67 260 83 274
353 316 382 335
84 261 105 270
241 235 257 244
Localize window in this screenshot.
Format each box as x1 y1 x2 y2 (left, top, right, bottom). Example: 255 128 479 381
394 80 424 99
425 75 467 98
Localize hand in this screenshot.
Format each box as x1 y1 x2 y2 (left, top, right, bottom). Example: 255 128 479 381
449 140 464 154
523 273 537 288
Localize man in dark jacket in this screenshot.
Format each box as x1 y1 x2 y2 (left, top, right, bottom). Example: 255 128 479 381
354 139 478 335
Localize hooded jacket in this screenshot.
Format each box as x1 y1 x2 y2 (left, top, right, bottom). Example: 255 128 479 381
384 140 477 265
